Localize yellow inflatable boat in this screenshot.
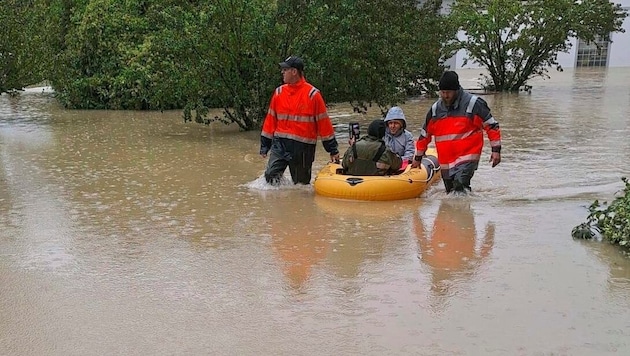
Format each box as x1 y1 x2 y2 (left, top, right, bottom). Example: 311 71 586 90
313 148 441 201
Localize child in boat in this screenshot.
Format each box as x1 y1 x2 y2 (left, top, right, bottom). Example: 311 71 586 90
342 119 402 176
383 106 415 169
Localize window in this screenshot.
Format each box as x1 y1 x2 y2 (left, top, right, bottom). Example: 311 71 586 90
576 35 610 67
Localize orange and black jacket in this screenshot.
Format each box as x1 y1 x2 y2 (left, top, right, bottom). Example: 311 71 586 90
260 78 338 155
416 88 501 178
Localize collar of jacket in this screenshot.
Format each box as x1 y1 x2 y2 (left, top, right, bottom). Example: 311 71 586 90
285 77 308 94
439 87 465 110
363 135 382 141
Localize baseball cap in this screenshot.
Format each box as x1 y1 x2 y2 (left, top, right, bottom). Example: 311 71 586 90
279 56 304 71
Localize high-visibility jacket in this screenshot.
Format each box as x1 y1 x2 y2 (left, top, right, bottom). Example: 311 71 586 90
260 78 338 155
415 89 501 178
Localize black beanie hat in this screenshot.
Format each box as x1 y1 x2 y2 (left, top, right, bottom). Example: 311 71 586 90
438 71 460 91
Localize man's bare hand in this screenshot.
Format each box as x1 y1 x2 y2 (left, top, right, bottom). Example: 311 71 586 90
490 152 501 167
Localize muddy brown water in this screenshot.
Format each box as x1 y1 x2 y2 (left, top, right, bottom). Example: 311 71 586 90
2 68 630 355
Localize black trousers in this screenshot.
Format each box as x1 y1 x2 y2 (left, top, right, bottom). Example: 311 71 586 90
442 161 478 194
264 138 316 185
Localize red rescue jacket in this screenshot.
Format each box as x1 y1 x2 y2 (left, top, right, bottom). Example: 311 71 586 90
415 89 501 177
261 78 338 154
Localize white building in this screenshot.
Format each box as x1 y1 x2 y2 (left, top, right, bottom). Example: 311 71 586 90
441 0 630 68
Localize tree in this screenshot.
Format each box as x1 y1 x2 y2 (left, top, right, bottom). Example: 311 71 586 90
182 0 291 130
1 0 50 94
51 0 169 109
38 0 454 130
304 0 452 113
184 0 455 129
448 0 628 91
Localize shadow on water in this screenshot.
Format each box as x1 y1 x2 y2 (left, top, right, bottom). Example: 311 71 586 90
411 198 495 314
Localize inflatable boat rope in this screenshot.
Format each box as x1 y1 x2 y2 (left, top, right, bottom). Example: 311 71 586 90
316 155 441 184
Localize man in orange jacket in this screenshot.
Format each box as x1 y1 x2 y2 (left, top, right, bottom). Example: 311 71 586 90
260 56 340 185
411 71 502 194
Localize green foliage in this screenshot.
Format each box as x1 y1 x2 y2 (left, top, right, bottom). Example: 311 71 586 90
183 0 454 129
52 0 171 109
310 0 452 113
182 0 282 130
572 177 630 246
449 0 628 91
5 0 455 130
0 0 50 94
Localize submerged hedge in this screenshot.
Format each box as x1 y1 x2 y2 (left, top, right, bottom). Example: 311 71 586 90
572 177 630 245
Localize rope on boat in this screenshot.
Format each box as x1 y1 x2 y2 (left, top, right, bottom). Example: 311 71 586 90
317 155 442 184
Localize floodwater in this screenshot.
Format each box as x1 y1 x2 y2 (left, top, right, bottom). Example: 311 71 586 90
1 68 630 355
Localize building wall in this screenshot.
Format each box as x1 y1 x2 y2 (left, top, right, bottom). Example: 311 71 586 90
608 2 630 67
445 0 630 69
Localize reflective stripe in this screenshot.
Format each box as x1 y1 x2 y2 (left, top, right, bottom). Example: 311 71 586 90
277 114 316 123
275 87 282 95
315 112 328 120
308 87 318 99
434 129 481 142
320 132 336 141
431 102 438 117
483 116 498 126
419 128 427 138
489 140 501 147
439 153 481 169
466 95 478 114
275 132 318 144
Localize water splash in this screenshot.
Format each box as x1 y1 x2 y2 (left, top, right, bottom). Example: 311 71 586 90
244 174 313 191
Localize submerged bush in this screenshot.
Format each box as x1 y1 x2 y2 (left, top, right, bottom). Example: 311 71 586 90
572 177 630 245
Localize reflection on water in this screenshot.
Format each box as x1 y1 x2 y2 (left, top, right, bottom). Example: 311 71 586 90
263 190 333 291
262 193 411 292
581 240 630 295
2 68 630 355
413 198 495 313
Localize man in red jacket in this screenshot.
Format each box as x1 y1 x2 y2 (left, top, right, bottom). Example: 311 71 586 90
411 71 502 194
260 56 339 185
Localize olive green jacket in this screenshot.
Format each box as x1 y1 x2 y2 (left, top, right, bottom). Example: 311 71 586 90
342 136 402 176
